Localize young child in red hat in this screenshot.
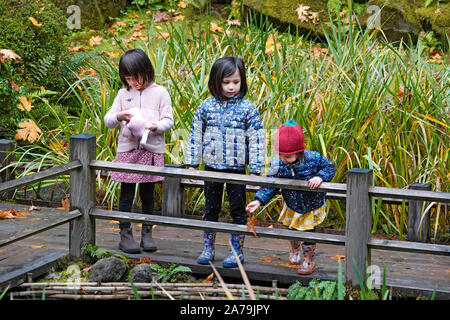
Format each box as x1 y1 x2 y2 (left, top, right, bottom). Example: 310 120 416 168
246 120 335 275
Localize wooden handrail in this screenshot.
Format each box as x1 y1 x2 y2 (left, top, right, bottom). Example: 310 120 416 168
91 160 449 203
90 160 347 194
0 160 82 194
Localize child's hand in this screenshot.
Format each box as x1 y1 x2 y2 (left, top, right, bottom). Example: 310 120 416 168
146 123 157 131
246 200 261 213
308 176 323 189
117 111 133 122
188 167 197 184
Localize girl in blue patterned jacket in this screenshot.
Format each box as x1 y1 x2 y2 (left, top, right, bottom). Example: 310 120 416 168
185 56 265 268
246 120 335 275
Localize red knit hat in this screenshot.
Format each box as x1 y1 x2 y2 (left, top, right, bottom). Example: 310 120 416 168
274 119 305 154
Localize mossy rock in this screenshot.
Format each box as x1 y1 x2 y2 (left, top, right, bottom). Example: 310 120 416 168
243 0 448 43
243 0 330 37
416 3 450 40
51 0 127 30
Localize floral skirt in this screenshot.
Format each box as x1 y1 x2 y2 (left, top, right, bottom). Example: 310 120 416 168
278 203 327 231
110 149 164 183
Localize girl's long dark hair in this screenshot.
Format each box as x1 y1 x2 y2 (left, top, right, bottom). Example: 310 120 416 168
119 48 155 90
208 56 248 99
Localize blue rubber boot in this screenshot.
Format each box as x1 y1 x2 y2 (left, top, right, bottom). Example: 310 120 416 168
197 231 216 264
222 234 245 268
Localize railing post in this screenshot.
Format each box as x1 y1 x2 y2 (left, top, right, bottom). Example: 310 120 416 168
162 164 185 217
408 183 432 243
0 139 14 200
69 134 96 258
345 168 373 287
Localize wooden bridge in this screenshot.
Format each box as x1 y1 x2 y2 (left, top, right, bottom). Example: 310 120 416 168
1 134 449 299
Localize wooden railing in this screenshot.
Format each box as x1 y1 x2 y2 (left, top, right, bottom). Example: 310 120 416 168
1 134 449 288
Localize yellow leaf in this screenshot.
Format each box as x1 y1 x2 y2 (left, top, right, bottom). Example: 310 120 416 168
276 263 298 269
68 46 84 52
173 13 185 22
210 22 223 33
17 96 33 112
330 254 346 261
61 195 70 210
177 1 188 8
28 17 42 27
89 36 103 47
31 245 46 248
157 32 170 39
15 119 42 144
259 256 283 263
115 21 127 27
265 33 281 55
203 272 214 283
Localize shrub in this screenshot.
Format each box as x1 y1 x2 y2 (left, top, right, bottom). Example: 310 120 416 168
0 0 69 134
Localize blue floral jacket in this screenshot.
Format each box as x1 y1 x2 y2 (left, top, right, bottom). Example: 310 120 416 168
254 150 335 213
185 95 266 174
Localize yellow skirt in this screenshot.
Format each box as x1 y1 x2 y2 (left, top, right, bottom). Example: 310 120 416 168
278 203 327 231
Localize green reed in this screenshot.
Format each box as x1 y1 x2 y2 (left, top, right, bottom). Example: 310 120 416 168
5 7 448 238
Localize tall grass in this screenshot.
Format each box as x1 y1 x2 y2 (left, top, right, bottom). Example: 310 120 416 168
4 8 448 238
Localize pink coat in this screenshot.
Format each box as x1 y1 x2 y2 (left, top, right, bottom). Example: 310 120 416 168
104 83 173 154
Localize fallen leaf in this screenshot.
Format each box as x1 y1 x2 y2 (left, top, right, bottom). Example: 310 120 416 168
259 256 283 263
210 22 223 33
227 19 241 27
177 1 188 8
61 195 70 210
10 81 19 91
153 10 170 23
0 49 21 63
89 36 103 47
28 17 41 27
15 119 42 143
17 96 33 112
330 254 345 261
129 31 147 41
173 13 185 22
28 205 41 211
134 23 145 31
309 45 328 59
295 4 310 22
30 245 46 248
68 46 84 52
203 272 214 283
115 21 127 27
246 216 259 237
156 32 170 39
309 11 320 24
109 220 120 224
445 269 450 273
106 227 120 232
276 263 299 269
435 8 441 14
265 33 281 55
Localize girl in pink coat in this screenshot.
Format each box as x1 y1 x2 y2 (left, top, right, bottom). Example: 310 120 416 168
104 48 173 253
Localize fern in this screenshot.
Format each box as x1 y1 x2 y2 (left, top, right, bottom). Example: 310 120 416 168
327 0 343 15
28 54 56 83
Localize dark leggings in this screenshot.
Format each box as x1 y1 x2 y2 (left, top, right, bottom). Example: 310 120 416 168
118 182 154 229
203 166 247 225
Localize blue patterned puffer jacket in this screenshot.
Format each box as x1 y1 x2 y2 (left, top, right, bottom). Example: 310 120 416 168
254 150 335 213
185 95 266 174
